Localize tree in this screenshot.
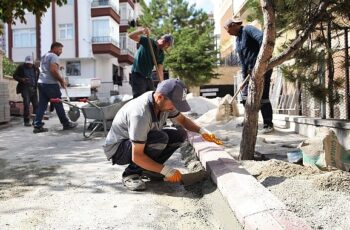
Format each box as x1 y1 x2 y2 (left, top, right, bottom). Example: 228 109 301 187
137 0 219 86
0 0 67 25
239 0 350 160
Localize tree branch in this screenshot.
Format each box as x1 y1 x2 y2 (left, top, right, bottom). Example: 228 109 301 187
268 0 331 70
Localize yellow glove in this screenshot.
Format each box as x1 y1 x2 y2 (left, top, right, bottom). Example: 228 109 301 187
161 166 182 183
199 128 223 145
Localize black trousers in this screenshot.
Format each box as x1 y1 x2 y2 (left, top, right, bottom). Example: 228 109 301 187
241 70 273 127
129 72 154 98
21 87 38 123
111 126 187 177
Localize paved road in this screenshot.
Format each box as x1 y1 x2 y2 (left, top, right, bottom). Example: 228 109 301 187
0 115 241 229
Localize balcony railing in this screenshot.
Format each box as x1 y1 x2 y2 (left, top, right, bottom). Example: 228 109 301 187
92 36 119 47
91 0 119 14
120 35 136 56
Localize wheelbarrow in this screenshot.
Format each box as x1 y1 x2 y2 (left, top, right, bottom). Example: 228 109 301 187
50 98 129 138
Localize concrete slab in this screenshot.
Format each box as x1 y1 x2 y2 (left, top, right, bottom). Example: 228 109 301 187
188 132 312 230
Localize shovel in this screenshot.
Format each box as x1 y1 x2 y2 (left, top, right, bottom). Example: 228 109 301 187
64 88 80 122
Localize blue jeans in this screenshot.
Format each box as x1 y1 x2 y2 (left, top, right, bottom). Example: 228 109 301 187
111 125 188 177
34 83 70 128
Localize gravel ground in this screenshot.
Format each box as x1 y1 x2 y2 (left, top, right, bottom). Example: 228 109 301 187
242 160 350 229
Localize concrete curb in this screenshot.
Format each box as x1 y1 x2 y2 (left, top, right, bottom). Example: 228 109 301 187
187 132 312 230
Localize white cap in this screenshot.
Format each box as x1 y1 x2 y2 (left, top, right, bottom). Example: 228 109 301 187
25 55 33 64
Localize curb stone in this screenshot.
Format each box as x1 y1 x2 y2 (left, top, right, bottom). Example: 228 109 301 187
187 132 312 230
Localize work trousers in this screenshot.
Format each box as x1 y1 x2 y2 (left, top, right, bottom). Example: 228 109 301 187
34 83 70 128
241 69 273 127
111 125 188 177
21 87 38 123
129 72 155 99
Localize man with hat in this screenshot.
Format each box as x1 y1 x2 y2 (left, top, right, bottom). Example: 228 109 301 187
13 55 40 126
224 17 274 133
128 27 174 98
103 79 222 191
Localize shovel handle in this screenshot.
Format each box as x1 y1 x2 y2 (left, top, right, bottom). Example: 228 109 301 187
230 74 251 104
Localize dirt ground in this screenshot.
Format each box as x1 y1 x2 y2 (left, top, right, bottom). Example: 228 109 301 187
0 115 241 230
195 108 350 230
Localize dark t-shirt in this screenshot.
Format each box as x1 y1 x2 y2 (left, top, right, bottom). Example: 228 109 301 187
131 36 165 78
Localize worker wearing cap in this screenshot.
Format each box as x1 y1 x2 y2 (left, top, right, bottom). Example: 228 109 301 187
103 79 222 191
13 55 40 127
128 27 173 98
224 17 274 134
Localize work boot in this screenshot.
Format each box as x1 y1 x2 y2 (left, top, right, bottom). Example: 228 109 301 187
33 126 48 133
63 122 77 130
24 122 32 127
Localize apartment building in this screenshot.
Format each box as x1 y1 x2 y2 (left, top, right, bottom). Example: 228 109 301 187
4 0 137 99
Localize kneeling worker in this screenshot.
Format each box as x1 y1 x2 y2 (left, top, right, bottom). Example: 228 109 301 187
103 79 222 191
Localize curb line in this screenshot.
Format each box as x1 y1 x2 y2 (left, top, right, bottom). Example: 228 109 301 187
188 132 312 230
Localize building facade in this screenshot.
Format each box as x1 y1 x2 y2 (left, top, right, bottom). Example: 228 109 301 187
4 0 137 99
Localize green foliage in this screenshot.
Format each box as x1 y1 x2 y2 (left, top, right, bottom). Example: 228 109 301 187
0 0 67 25
137 0 219 87
2 56 17 76
247 0 350 106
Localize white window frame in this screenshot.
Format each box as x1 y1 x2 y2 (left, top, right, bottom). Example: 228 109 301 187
59 24 74 40
13 28 36 48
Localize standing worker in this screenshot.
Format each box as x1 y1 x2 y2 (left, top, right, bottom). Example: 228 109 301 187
103 79 222 191
128 27 173 98
33 42 77 133
224 17 274 133
13 55 39 127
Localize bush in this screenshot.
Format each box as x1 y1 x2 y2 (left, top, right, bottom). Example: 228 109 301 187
2 55 17 76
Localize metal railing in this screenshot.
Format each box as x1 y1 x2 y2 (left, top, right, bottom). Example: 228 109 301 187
91 0 119 14
92 36 119 47
119 35 136 56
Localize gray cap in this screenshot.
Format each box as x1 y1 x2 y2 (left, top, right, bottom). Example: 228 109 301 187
24 55 33 64
161 34 174 47
156 79 190 112
224 17 243 29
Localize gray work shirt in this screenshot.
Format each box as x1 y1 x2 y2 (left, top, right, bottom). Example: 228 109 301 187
38 52 60 84
103 91 179 160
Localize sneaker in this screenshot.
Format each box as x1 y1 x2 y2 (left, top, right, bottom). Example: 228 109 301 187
24 122 32 127
33 127 48 133
122 174 146 191
261 125 274 134
63 122 77 130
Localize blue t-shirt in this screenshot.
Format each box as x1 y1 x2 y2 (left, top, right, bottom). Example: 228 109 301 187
38 52 60 84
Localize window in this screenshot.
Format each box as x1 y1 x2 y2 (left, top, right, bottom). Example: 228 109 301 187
66 61 81 76
13 29 36 48
59 24 74 40
67 0 74 4
92 20 109 37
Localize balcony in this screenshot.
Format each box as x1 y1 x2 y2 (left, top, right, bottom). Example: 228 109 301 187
91 0 120 23
92 36 120 58
118 35 136 64
119 0 134 9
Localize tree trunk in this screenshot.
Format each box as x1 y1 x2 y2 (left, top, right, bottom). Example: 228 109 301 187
239 0 275 160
